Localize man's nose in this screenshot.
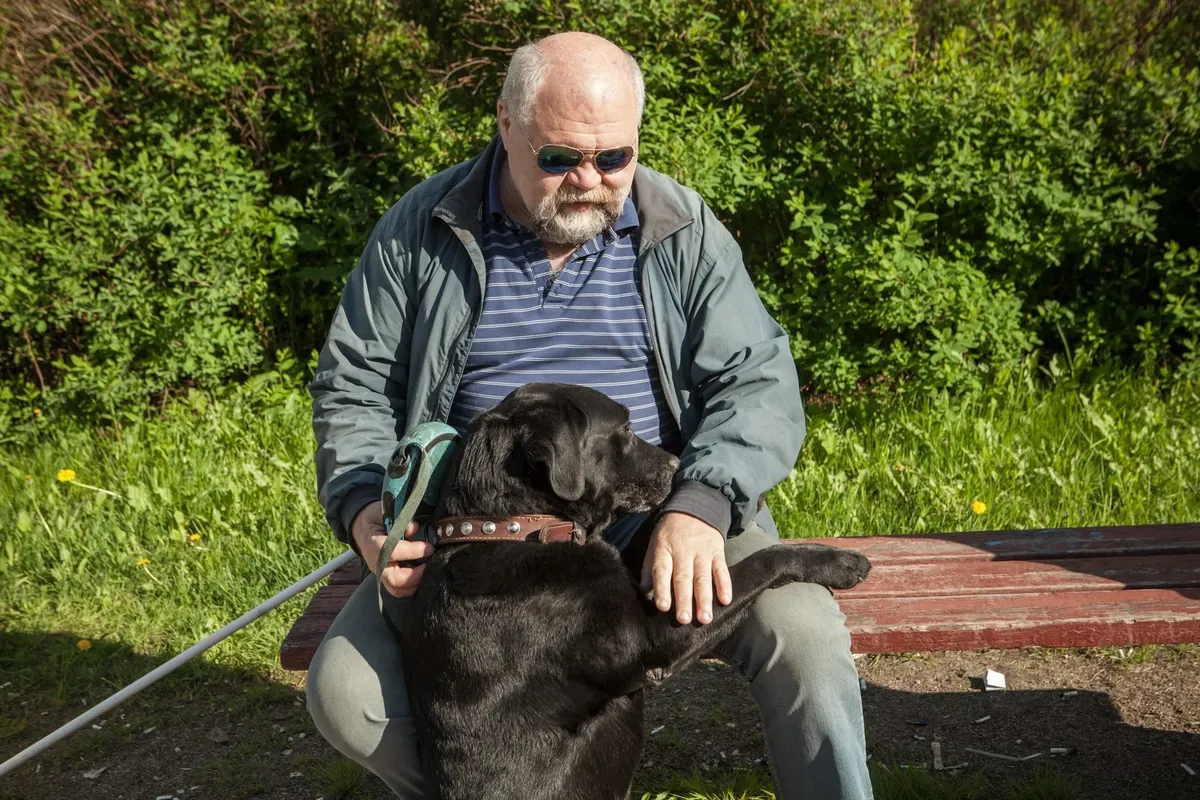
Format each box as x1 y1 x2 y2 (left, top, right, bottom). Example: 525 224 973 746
567 160 604 191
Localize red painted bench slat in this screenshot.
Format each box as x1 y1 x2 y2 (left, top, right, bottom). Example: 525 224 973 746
327 562 362 585
808 523 1200 564
280 585 357 670
840 589 1200 652
280 524 1200 670
840 553 1200 598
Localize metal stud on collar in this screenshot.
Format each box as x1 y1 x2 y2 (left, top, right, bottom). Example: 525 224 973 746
460 521 473 535
507 521 521 534
482 521 496 535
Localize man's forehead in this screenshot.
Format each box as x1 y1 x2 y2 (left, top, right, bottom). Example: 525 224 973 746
528 102 636 146
527 62 637 129
529 109 635 139
535 93 634 121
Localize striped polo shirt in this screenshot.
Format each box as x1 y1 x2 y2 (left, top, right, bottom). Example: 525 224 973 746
447 146 680 451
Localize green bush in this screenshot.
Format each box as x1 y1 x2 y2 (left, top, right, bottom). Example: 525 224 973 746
1 5 298 428
752 1 1200 393
2 0 1198 430
0 117 297 420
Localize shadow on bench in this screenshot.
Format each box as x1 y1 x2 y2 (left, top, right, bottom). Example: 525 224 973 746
280 523 1200 670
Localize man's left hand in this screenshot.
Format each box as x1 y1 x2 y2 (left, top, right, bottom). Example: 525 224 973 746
640 512 733 625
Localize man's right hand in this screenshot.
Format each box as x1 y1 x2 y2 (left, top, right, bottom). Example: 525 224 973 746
351 500 433 599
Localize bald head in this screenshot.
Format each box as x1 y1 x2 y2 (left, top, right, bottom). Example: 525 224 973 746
499 32 645 128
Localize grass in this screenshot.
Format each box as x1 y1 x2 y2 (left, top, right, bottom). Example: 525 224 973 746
636 763 1083 799
0 384 339 679
5 363 1196 680
771 364 1200 537
314 755 370 798
0 362 1195 798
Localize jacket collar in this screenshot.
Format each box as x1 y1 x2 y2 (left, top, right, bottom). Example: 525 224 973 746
433 135 694 252
432 136 500 233
629 161 696 250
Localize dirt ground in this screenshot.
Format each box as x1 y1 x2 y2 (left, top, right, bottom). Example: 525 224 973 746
639 645 1200 800
854 646 1200 799
2 640 1197 799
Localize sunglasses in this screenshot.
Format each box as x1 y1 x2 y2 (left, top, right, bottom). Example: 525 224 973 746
514 120 637 175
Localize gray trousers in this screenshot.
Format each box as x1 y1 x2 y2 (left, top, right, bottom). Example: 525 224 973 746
306 525 873 799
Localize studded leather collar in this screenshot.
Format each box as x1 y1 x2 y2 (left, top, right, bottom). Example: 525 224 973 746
433 514 586 545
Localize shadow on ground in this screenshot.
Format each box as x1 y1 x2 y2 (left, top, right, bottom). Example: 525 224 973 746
0 629 329 800
1 631 1196 799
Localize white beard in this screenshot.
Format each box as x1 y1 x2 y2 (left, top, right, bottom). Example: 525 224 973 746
529 184 630 246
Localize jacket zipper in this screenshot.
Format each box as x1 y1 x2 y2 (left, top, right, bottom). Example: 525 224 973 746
430 220 485 424
639 245 683 426
432 312 477 424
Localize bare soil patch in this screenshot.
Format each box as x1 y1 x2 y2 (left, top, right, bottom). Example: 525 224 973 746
2 640 1196 799
854 645 1200 800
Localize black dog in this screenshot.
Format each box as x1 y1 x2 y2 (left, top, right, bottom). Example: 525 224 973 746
400 383 870 800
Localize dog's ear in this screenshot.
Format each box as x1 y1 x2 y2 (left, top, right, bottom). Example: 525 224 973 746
522 398 588 502
450 414 513 504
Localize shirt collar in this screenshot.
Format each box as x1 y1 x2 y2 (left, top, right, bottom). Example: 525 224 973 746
612 195 640 235
485 143 640 236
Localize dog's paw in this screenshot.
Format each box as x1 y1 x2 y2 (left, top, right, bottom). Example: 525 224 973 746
645 666 670 687
824 549 871 589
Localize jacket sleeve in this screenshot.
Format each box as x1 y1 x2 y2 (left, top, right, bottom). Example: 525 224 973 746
669 211 806 536
310 208 416 546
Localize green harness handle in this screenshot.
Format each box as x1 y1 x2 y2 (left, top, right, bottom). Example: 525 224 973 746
376 422 460 613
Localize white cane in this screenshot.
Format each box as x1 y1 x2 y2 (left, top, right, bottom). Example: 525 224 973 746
0 550 358 779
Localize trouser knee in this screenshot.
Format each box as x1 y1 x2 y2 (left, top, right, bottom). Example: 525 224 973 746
727 583 852 678
306 635 383 761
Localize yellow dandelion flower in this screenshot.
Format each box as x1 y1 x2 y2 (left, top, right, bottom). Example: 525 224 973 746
894 464 904 472
136 558 150 566
56 468 76 482
25 474 32 481
77 639 92 651
189 533 201 541
33 408 42 416
971 500 987 515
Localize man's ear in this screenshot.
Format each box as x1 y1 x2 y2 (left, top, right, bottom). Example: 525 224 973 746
522 399 588 502
497 102 512 145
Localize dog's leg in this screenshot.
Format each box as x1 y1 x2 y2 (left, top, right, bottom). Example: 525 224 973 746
641 543 869 684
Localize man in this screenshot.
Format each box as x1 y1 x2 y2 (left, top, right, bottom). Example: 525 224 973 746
306 31 872 800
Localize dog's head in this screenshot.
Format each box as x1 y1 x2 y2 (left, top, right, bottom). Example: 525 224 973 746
438 383 680 535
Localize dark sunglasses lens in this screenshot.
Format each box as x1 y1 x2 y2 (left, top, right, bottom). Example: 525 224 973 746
595 147 634 173
537 145 583 174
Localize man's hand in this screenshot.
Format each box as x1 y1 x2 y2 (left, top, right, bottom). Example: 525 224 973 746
640 512 733 625
351 500 433 599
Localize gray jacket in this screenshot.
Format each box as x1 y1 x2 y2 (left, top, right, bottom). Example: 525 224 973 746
311 136 805 546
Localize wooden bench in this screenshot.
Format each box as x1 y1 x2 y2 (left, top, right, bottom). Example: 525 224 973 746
280 523 1200 670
